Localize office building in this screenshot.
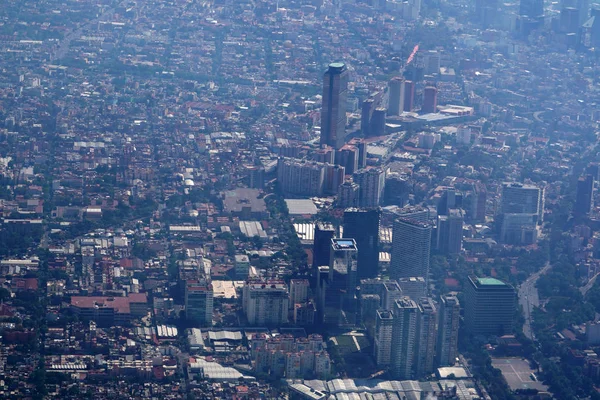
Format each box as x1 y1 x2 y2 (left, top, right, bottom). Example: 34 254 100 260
324 239 359 325
354 168 385 208
436 208 464 255
321 63 349 149
423 51 441 75
575 174 594 215
290 279 310 306
243 280 289 326
390 217 432 284
468 182 487 222
388 77 405 116
437 294 460 367
501 182 544 221
374 310 394 366
390 297 420 379
422 87 438 113
464 276 516 336
369 107 387 137
499 213 538 245
398 277 427 301
337 180 360 208
361 98 375 136
403 80 415 112
235 254 250 280
520 0 544 18
343 208 381 279
416 298 437 377
185 281 214 326
384 173 410 207
357 139 368 169
313 223 336 269
475 0 499 27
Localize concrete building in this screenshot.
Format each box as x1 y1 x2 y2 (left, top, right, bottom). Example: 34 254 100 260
436 208 464 255
500 182 544 221
398 277 427 302
390 217 432 284
437 294 460 366
290 279 310 306
337 180 360 208
185 281 214 326
70 293 148 327
243 280 289 326
388 77 405 116
321 63 349 149
464 276 516 336
416 298 437 377
354 168 385 208
235 254 250 280
382 280 403 311
375 310 394 366
277 158 326 197
390 297 420 379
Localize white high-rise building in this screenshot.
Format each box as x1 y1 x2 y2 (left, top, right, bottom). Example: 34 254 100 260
390 218 432 285
185 280 214 326
243 280 289 326
415 298 437 377
500 182 544 221
390 297 420 379
437 294 460 367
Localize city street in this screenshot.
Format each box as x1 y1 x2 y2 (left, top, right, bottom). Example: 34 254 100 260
518 263 550 340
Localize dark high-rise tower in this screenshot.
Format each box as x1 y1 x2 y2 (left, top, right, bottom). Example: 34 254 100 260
313 223 336 269
321 63 349 149
422 86 438 113
343 208 381 279
520 0 544 18
575 174 594 215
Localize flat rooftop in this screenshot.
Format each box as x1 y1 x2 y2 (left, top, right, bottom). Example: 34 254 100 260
476 277 507 286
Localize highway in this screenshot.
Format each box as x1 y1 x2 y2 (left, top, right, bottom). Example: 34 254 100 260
518 262 550 340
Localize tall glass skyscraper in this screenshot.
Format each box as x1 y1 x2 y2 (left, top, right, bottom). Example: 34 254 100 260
321 62 348 150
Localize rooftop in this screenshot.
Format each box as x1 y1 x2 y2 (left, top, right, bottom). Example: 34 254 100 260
476 277 507 286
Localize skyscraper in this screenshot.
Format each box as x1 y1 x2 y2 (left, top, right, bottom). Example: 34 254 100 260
436 208 464 255
313 223 335 269
324 239 358 325
415 298 437 377
422 86 438 113
185 280 214 326
343 208 381 279
437 294 460 367
520 0 544 18
390 297 420 379
403 80 415 112
361 98 375 136
354 167 385 208
575 174 594 216
321 63 349 149
390 217 432 285
369 107 387 137
374 310 394 367
388 77 405 116
464 276 516 336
